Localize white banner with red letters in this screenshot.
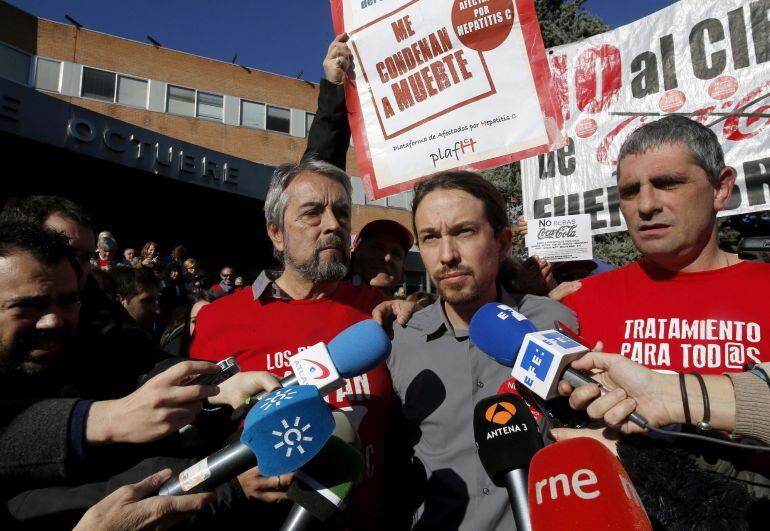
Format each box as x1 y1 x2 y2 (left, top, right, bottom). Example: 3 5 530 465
521 0 770 235
330 0 565 200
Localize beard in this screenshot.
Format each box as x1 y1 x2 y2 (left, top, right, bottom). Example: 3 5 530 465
0 328 69 394
433 266 481 306
284 233 350 283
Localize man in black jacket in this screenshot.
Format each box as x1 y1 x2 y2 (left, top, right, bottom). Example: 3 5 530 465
0 221 283 528
0 195 171 398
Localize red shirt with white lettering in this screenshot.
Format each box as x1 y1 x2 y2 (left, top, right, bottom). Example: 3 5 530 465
562 260 770 374
190 278 390 526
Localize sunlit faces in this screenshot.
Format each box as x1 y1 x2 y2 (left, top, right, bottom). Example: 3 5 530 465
617 142 734 270
355 232 406 291
220 267 234 286
0 252 79 375
44 213 95 286
415 189 511 308
269 172 352 283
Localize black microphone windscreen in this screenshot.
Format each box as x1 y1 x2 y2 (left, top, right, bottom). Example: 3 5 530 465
473 393 543 487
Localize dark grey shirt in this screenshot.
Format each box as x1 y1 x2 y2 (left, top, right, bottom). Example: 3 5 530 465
387 289 578 531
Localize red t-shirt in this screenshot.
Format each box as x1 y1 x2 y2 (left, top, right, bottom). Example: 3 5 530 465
190 280 390 525
562 261 770 374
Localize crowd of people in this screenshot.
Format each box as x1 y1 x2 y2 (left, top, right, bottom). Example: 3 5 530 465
1 31 770 531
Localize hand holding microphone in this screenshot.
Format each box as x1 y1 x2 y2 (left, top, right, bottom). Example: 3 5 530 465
469 303 650 430
159 385 335 496
556 351 679 435
557 351 740 436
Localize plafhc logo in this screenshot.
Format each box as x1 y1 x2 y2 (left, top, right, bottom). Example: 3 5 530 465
520 343 553 386
259 388 297 411
272 416 314 458
485 401 518 425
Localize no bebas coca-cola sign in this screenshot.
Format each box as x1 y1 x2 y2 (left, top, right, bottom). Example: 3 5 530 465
521 0 770 235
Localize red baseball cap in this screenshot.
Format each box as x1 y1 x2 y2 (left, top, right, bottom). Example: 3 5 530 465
351 219 414 253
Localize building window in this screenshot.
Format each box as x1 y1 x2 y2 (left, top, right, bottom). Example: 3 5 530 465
116 75 147 108
305 112 315 137
0 42 31 85
197 91 223 121
241 100 265 129
35 58 61 92
167 85 195 116
81 67 116 102
266 105 291 134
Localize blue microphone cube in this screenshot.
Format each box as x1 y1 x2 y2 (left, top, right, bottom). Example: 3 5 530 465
511 330 589 400
241 385 334 477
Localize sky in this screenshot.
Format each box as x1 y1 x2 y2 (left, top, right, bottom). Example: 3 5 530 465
7 0 679 81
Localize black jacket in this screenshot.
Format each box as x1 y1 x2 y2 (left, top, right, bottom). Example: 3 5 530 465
302 79 350 171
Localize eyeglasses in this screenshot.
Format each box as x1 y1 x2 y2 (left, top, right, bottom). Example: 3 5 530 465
221 273 233 277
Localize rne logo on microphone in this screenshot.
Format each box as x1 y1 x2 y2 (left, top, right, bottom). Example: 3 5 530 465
485 401 517 425
534 468 600 504
259 388 297 411
272 416 314 458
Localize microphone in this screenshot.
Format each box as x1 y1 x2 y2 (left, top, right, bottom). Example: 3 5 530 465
330 410 361 449
255 319 391 399
159 385 335 496
473 393 543 531
280 436 364 531
528 438 652 530
469 303 649 429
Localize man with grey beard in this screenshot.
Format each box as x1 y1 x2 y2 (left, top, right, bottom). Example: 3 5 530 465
190 159 405 529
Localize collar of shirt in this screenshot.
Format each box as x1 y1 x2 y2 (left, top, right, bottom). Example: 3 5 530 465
251 270 292 301
421 286 521 342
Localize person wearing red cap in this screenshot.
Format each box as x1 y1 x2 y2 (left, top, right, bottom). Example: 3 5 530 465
351 219 413 295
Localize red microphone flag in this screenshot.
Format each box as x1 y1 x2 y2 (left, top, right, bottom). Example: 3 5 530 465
528 437 652 530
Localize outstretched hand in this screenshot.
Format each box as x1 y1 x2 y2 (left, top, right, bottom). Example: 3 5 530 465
323 33 354 85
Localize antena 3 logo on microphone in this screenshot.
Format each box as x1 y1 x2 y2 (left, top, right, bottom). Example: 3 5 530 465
511 330 588 400
481 399 531 440
242 385 334 477
289 342 343 395
485 401 518 426
473 394 543 487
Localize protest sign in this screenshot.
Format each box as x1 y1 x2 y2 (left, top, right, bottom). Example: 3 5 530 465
330 0 564 200
520 0 770 234
525 214 593 262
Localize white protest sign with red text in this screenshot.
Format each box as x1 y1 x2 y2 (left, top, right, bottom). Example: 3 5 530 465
330 0 564 200
521 0 770 234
